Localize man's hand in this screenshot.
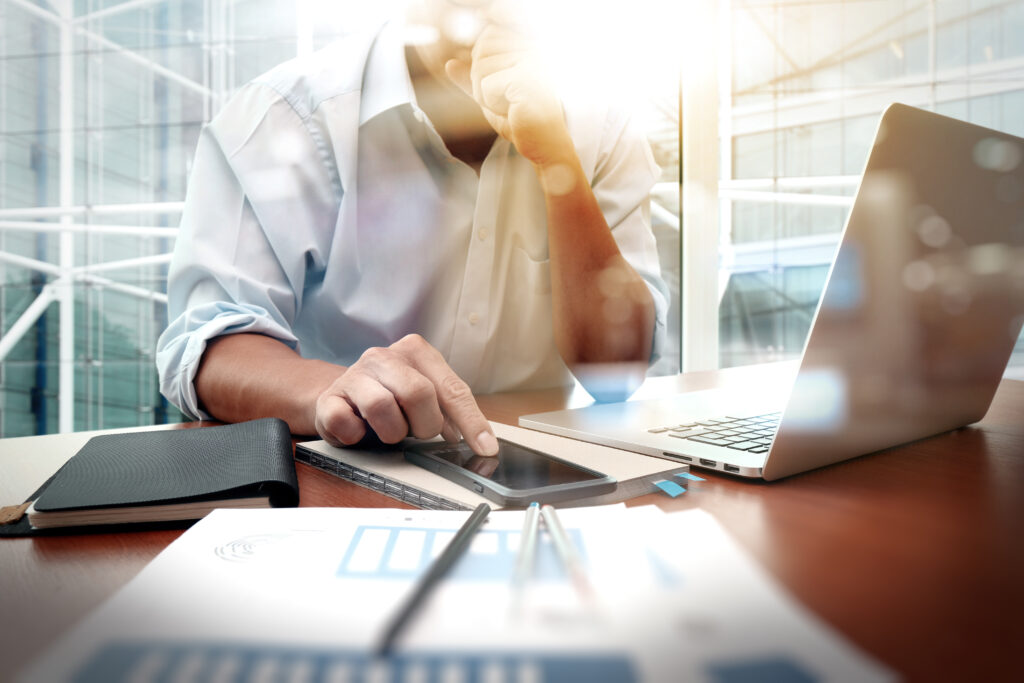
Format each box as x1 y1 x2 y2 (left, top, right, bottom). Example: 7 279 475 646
314 334 499 456
443 22 574 168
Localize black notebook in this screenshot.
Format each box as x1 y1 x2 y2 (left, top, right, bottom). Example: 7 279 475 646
15 418 298 532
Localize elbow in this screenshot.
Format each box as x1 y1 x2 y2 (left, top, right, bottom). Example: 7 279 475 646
559 290 655 402
568 285 655 364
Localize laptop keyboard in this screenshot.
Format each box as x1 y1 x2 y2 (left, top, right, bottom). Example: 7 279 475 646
647 412 781 455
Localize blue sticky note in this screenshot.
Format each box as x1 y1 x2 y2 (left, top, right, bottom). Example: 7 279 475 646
654 480 686 498
676 472 705 482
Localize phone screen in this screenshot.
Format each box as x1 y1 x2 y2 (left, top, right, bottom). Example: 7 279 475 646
420 439 605 491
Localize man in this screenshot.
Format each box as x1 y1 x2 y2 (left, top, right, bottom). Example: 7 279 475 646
156 0 668 456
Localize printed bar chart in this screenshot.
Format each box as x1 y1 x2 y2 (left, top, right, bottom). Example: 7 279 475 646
336 525 587 581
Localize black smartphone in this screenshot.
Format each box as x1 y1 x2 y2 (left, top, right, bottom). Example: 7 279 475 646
404 438 617 507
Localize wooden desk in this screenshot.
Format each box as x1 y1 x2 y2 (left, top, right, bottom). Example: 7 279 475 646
1 363 1022 682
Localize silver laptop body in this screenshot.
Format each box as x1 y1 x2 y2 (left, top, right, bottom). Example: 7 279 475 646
521 104 1024 480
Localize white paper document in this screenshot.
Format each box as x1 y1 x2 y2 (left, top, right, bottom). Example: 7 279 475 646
20 506 893 683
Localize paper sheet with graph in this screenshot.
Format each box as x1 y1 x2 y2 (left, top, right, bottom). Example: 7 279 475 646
19 506 892 682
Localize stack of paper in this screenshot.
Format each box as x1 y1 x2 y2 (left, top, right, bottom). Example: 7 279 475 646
20 506 893 682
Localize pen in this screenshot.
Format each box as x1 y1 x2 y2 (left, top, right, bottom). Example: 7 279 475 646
513 502 541 588
374 502 491 658
540 504 594 601
509 502 541 616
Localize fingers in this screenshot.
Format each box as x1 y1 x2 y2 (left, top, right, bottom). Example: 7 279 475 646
447 22 527 108
477 68 518 116
315 394 365 447
340 347 446 443
470 24 527 62
441 417 463 444
343 370 411 444
447 51 521 109
444 58 473 100
468 52 518 109
392 335 498 457
314 336 495 456
471 52 522 78
380 363 445 440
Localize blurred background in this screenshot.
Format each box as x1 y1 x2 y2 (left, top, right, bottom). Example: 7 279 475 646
1 0 1022 437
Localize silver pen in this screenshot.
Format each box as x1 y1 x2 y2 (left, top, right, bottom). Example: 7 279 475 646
509 501 541 617
513 501 541 588
540 504 594 601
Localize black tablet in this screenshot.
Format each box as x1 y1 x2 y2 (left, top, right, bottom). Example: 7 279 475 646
404 438 617 507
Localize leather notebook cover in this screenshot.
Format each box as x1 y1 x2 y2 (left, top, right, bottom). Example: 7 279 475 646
0 418 297 536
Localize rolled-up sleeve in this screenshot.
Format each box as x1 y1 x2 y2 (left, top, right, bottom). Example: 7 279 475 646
156 83 334 419
590 108 671 366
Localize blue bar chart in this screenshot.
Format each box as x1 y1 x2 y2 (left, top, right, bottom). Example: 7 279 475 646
336 525 587 582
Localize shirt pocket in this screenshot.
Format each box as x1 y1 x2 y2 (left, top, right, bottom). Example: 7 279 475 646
510 245 552 297
493 245 561 388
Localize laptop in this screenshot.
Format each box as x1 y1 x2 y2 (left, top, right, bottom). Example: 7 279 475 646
521 103 1024 480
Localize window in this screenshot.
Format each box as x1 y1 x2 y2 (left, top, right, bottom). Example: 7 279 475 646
717 0 1024 376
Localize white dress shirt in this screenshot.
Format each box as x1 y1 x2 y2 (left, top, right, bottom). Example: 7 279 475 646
156 21 668 420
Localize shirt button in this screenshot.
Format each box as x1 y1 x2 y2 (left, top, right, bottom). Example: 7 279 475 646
477 227 489 241
468 312 480 325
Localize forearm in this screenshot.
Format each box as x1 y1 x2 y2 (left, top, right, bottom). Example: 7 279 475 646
194 333 346 435
539 152 656 366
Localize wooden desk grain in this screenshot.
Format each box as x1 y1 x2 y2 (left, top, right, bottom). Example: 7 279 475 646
1 365 1022 682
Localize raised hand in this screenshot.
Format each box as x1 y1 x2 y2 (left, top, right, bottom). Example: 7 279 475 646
443 21 574 168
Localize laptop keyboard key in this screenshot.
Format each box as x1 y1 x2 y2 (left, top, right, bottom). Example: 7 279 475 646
654 411 779 453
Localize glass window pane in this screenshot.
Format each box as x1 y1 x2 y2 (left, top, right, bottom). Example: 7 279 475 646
722 0 1024 381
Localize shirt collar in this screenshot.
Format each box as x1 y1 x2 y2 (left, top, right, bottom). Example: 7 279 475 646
359 20 417 125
